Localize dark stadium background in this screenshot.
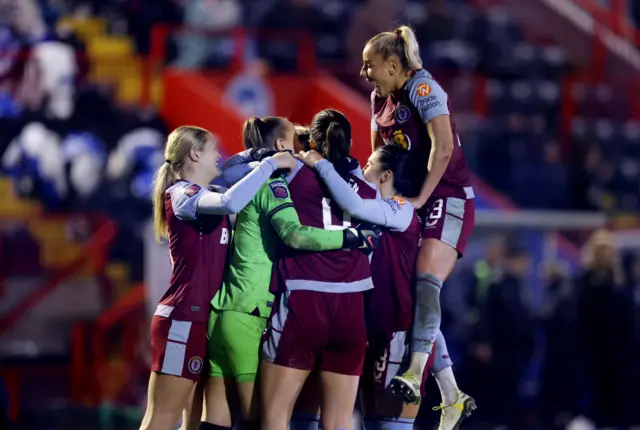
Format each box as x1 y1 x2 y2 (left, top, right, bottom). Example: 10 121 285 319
1 0 639 429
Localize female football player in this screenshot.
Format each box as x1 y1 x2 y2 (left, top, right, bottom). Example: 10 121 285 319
298 144 462 430
201 117 374 430
260 109 381 430
363 25 476 428
142 125 297 430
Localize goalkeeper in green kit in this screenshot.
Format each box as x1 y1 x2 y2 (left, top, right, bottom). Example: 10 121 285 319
199 117 380 430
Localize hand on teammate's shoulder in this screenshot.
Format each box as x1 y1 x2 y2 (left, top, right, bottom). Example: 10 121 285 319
295 150 325 168
249 147 278 161
271 151 297 171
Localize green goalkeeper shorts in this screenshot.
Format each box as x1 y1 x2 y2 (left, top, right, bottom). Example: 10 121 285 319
207 309 267 383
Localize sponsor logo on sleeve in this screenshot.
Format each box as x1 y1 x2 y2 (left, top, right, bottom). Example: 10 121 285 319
184 184 201 197
269 181 289 199
391 196 406 206
386 198 402 214
416 96 443 114
394 105 411 124
416 83 431 97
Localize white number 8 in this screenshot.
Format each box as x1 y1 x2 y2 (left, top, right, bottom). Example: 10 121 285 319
425 198 444 227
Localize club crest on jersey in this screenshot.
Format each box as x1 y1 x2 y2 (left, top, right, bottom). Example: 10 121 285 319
269 181 289 199
394 105 410 124
184 184 201 197
416 83 431 97
188 356 203 374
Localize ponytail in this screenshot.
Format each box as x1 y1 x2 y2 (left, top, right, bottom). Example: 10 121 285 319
152 162 176 242
310 109 352 165
324 121 350 165
394 26 422 70
243 117 265 149
152 125 211 242
367 25 422 71
242 116 291 150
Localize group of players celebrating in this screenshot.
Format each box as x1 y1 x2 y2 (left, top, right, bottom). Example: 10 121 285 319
140 26 477 430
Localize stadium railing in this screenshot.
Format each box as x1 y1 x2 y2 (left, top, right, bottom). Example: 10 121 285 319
571 0 637 41
0 213 117 422
69 283 145 405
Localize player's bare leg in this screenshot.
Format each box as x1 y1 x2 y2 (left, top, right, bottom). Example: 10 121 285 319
390 239 475 428
202 376 237 428
291 371 322 430
236 380 260 428
319 371 359 430
261 361 310 430
140 372 195 430
181 380 204 430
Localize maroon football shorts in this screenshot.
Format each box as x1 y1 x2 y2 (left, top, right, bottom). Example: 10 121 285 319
263 290 367 376
419 196 475 257
150 315 206 382
363 331 436 396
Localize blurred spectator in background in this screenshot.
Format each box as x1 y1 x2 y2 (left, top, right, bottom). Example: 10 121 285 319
576 229 634 428
107 126 164 203
1 121 67 209
538 262 581 428
61 131 107 206
473 239 535 429
224 58 274 118
174 0 241 68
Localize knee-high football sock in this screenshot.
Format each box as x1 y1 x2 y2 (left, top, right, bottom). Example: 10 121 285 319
432 329 458 405
408 272 443 377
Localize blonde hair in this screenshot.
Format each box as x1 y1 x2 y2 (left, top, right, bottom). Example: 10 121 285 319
152 125 211 242
581 228 623 284
367 25 422 71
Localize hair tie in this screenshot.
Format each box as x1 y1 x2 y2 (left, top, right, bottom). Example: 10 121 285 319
394 28 403 39
165 159 172 165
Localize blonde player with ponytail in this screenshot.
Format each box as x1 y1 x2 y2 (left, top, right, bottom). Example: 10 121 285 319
361 26 477 430
141 126 296 430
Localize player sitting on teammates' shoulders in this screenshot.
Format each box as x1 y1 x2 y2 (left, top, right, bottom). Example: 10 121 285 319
298 143 460 430
364 25 476 429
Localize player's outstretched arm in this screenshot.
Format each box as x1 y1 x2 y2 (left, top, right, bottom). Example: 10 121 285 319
172 154 294 218
271 208 343 250
257 177 377 251
220 150 259 187
314 159 413 232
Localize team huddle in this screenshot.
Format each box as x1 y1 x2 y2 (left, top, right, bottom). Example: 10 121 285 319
140 26 477 430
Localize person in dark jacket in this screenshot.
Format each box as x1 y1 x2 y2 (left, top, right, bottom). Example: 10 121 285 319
575 230 634 428
473 239 535 429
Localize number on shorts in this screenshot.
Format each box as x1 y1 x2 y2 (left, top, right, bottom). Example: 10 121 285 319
322 198 351 230
425 198 444 227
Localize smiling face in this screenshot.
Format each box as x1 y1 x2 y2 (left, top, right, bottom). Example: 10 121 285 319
361 43 398 97
193 134 222 180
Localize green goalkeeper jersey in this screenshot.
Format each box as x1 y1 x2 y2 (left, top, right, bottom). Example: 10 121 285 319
211 176 343 317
